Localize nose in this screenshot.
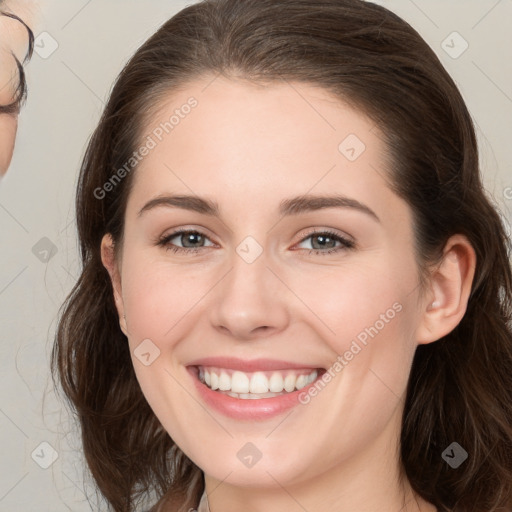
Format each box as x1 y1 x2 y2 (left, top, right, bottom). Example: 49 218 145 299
209 245 290 341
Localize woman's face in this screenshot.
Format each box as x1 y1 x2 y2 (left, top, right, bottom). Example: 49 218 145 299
103 77 432 491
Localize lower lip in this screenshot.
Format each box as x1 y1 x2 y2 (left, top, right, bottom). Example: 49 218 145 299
187 366 325 421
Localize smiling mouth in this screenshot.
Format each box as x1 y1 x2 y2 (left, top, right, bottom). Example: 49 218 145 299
192 365 327 399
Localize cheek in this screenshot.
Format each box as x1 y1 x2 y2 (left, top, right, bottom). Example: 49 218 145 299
119 256 209 418
288 251 420 406
291 254 418 346
0 116 17 176
120 254 215 342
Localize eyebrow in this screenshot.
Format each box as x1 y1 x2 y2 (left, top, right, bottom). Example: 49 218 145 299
138 194 380 222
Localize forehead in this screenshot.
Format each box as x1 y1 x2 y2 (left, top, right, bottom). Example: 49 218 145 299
128 76 401 224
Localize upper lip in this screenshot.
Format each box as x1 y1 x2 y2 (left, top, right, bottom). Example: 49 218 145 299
187 357 324 373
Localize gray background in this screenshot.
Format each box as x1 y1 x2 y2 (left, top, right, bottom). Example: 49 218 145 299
0 1 511 510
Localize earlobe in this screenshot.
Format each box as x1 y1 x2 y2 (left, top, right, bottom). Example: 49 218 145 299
416 235 476 345
100 233 128 336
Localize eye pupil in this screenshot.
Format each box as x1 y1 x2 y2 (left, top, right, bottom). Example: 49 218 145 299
182 232 203 247
312 234 335 250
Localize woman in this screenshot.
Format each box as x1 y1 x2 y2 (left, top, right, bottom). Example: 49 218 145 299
0 0 35 177
52 0 512 511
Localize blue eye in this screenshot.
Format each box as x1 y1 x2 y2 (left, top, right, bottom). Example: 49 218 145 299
156 229 355 255
296 230 355 255
157 229 215 254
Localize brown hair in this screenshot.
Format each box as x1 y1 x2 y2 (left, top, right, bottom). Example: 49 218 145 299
51 0 512 511
0 9 34 114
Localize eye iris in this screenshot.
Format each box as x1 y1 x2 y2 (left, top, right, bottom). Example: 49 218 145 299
312 234 336 250
182 232 203 247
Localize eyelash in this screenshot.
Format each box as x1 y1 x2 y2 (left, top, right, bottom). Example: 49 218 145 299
156 228 356 255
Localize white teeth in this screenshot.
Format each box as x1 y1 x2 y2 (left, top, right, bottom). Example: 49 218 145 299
199 367 319 396
218 371 231 391
231 371 250 393
223 391 285 399
210 372 219 390
295 374 307 390
249 372 269 393
269 372 284 392
284 374 296 392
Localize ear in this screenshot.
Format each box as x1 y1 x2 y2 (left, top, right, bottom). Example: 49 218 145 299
415 234 476 345
100 233 128 336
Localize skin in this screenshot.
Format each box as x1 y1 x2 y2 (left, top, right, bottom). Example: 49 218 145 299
101 76 475 512
0 0 38 177
0 105 17 177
